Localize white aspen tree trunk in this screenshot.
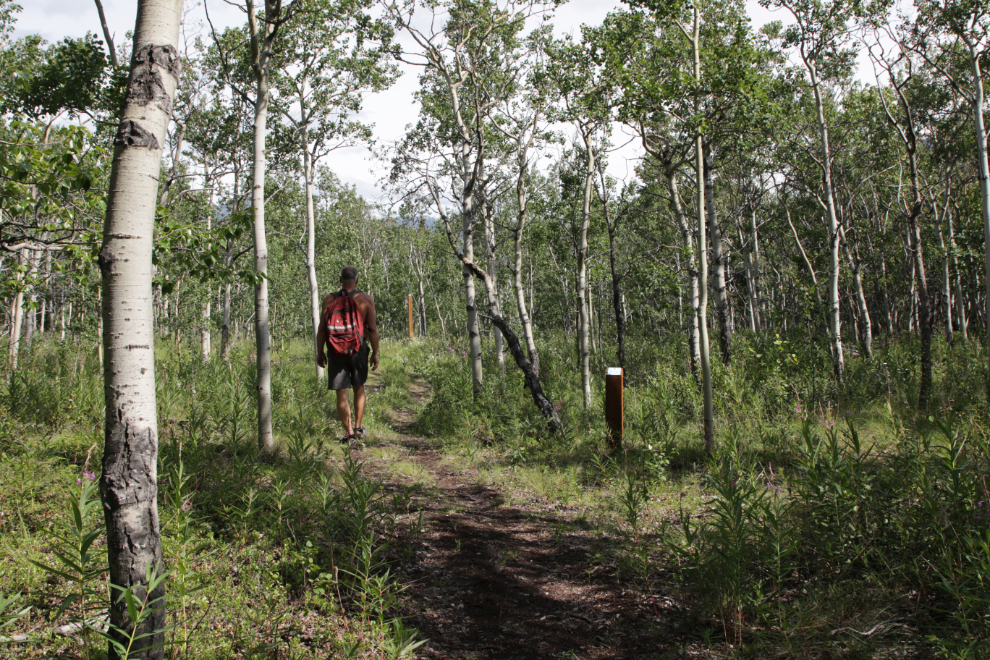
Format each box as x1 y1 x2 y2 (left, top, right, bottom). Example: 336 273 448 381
300 112 323 380
880 255 894 336
949 211 968 340
221 282 232 360
806 57 844 382
483 201 505 371
750 206 767 330
463 188 483 397
202 175 212 361
736 219 758 332
577 128 594 409
607 223 625 367
247 2 276 453
839 226 873 359
667 171 702 376
703 142 730 365
513 136 540 374
418 277 427 335
692 5 714 449
937 216 953 343
98 2 183 657
969 45 990 385
25 250 38 344
60 303 66 342
8 291 23 370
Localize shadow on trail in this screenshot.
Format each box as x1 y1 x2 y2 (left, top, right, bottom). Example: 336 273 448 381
383 437 694 660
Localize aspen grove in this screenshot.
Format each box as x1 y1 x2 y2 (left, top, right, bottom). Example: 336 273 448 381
1 0 989 657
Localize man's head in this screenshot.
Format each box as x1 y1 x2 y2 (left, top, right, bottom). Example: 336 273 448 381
340 266 359 289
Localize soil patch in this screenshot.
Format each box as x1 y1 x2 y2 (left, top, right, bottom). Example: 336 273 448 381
358 377 694 660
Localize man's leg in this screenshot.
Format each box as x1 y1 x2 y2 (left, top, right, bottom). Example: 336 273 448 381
353 383 366 431
335 387 354 437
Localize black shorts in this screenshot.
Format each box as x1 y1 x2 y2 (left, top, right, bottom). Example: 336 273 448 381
327 342 370 391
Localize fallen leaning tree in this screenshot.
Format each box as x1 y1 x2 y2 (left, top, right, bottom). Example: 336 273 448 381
438 211 562 433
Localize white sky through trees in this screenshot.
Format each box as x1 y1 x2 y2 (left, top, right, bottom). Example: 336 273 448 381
16 0 779 202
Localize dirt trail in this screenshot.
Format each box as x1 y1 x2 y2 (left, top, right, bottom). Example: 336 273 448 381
358 377 691 660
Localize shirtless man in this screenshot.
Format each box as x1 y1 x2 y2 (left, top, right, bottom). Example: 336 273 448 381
316 266 380 442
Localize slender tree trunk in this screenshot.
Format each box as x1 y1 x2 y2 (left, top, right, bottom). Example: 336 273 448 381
839 226 873 359
513 150 540 374
807 56 844 381
577 128 595 408
248 3 275 452
907 170 932 409
692 6 714 449
483 200 504 371
750 205 767 330
736 219 758 332
463 204 483 397
201 179 212 361
608 226 624 368
98 3 183 658
703 142 730 364
666 171 701 377
968 45 990 389
936 213 954 344
949 211 968 340
221 282 232 359
8 254 24 369
301 130 322 379
418 276 427 335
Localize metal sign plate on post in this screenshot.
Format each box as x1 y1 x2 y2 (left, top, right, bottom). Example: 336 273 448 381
605 367 623 448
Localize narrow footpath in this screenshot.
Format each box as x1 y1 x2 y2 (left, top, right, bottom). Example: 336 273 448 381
355 378 695 660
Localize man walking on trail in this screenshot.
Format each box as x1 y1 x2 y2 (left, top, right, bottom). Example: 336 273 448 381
317 266 380 443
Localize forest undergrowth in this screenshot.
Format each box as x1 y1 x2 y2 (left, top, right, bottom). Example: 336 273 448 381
0 331 988 659
414 330 990 659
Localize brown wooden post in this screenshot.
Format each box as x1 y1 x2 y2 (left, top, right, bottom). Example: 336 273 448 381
408 294 414 339
605 367 624 448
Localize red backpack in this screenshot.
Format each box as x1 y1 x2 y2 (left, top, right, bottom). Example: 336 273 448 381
324 290 365 358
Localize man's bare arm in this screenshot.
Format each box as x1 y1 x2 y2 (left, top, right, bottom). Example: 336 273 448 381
316 296 331 367
365 296 380 371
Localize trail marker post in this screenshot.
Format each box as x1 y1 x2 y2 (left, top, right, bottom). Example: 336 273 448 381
605 367 624 448
408 294 414 339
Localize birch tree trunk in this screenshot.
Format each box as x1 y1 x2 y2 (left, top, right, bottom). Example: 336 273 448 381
98 2 183 657
969 44 990 389
462 180 483 397
245 0 291 452
692 5 714 449
936 214 953 344
202 178 212 361
750 206 767 330
666 171 701 377
949 210 968 340
806 56 844 382
577 129 595 408
512 149 540 375
301 121 323 380
736 216 758 332
839 226 873 359
221 282 232 359
607 222 625 368
7 248 28 368
703 142 730 365
483 200 505 371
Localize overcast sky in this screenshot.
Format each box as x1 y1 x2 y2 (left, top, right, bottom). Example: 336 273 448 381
14 0 783 203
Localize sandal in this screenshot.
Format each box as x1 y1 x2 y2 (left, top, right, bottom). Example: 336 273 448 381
339 434 354 444
354 427 366 439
